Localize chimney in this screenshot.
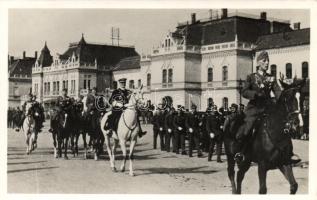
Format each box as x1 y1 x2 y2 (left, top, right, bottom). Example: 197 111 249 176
23 51 26 59
260 12 267 20
191 13 196 24
294 22 301 30
35 51 38 59
221 8 228 19
209 9 213 20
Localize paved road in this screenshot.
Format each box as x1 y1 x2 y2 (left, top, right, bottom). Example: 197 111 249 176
7 122 308 194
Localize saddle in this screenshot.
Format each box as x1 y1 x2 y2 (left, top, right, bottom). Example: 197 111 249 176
104 110 123 133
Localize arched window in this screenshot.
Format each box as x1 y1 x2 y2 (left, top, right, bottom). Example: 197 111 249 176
222 66 228 81
208 97 214 107
147 73 151 88
222 97 228 109
129 80 135 89
208 68 213 82
270 64 277 77
162 69 167 87
168 69 173 85
138 79 141 88
286 63 292 79
302 62 308 78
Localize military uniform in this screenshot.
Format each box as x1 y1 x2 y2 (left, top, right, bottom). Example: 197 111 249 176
206 110 223 162
236 72 281 139
185 107 202 157
173 107 186 154
151 109 160 149
164 108 175 152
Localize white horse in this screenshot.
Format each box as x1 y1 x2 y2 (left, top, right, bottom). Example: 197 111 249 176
22 107 41 154
100 85 144 176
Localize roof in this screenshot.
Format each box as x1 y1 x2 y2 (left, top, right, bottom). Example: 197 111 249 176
173 16 291 46
255 28 310 50
59 36 139 69
112 56 140 71
38 42 53 67
8 57 36 77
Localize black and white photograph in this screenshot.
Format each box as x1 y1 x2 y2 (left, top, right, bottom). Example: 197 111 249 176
2 2 315 198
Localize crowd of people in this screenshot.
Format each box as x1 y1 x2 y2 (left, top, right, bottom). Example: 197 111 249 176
149 101 245 162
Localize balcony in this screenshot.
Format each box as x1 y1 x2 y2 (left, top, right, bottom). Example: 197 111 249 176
152 45 201 56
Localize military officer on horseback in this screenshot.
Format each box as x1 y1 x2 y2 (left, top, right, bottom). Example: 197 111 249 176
21 93 45 132
234 51 300 164
105 78 146 137
49 88 73 132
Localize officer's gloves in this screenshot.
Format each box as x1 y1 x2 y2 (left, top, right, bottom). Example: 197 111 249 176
210 133 215 138
189 128 193 133
178 127 183 131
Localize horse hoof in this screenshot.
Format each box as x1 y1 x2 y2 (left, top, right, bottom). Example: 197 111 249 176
120 167 125 172
129 172 135 176
111 167 117 172
94 154 98 161
64 156 69 160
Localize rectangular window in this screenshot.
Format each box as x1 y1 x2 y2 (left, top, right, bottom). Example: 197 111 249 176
84 80 87 89
88 80 91 89
53 82 56 95
57 81 60 95
48 82 50 95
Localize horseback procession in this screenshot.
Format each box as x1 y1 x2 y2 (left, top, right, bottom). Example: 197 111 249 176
11 51 307 194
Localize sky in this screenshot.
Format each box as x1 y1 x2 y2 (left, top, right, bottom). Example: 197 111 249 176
8 9 310 58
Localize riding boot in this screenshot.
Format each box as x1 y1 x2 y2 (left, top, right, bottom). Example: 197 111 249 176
137 117 147 138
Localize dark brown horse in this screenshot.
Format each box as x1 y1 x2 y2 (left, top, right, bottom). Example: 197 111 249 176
224 79 305 194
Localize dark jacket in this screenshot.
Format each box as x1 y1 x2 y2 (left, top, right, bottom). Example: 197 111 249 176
206 112 222 137
173 113 186 132
56 95 73 114
165 111 175 133
242 72 281 117
185 111 200 132
109 88 130 105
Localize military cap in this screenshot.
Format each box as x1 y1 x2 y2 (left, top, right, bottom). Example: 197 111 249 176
92 87 97 91
191 104 197 109
62 88 68 92
118 78 127 84
257 51 269 62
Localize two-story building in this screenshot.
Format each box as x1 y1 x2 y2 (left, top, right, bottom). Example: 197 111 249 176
32 35 139 109
8 51 37 107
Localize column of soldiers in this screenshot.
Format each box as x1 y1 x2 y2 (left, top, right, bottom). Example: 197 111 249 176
151 100 245 162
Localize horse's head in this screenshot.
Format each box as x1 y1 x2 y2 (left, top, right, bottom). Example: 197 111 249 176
128 85 145 108
278 78 305 134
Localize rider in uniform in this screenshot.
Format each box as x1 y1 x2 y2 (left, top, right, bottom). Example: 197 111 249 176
234 51 301 164
106 78 146 137
86 87 97 114
53 88 73 129
185 104 203 157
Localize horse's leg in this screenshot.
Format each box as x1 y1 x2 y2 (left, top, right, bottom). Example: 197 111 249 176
75 132 79 156
52 132 58 158
236 160 251 194
82 131 88 159
258 162 268 194
129 139 137 176
119 139 127 172
278 165 298 194
227 154 237 194
64 136 69 160
104 134 115 172
112 139 118 171
26 132 30 154
71 133 75 157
